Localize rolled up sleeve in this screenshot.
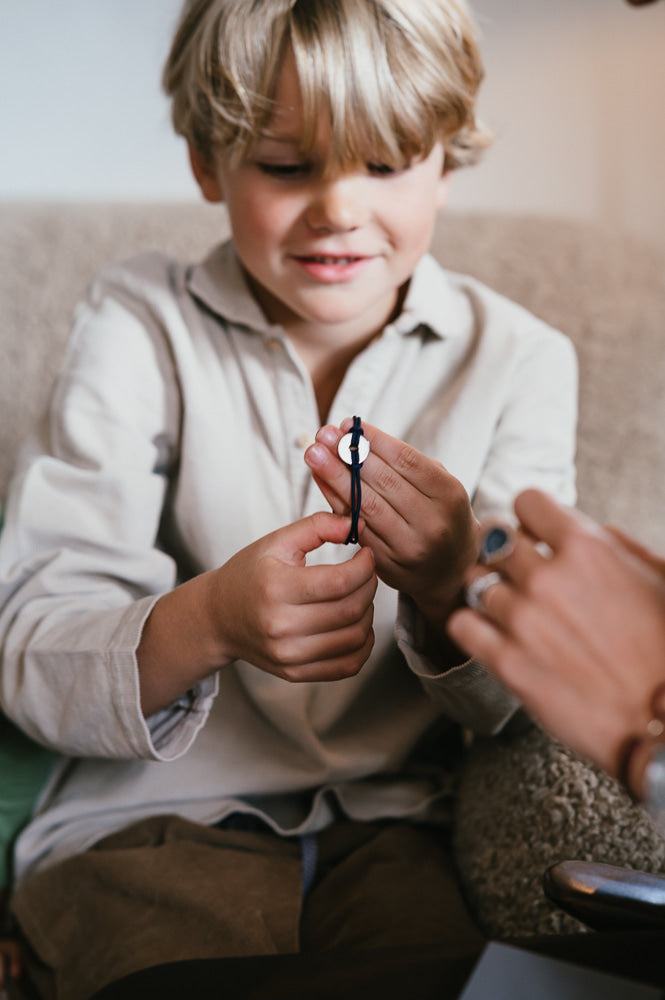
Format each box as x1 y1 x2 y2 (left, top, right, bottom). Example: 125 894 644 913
0 269 216 759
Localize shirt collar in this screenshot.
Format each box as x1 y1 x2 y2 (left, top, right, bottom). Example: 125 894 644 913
391 252 471 341
186 240 471 342
186 241 273 334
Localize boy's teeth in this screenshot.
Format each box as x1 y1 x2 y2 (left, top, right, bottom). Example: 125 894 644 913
310 256 356 264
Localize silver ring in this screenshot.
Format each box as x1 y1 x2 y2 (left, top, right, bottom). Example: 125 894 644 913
465 571 502 612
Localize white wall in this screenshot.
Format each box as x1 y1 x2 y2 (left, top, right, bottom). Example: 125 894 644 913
0 0 196 200
1 0 664 249
454 0 665 251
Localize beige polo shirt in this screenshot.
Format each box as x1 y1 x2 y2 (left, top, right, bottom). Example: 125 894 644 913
0 241 577 879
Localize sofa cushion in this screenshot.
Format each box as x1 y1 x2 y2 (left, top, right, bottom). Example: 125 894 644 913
2 204 664 548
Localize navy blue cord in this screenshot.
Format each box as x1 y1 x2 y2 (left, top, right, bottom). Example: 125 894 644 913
345 416 365 545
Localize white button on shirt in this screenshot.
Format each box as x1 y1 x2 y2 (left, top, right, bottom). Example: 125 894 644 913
0 240 577 879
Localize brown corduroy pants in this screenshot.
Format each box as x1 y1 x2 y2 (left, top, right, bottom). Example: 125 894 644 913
11 815 483 1000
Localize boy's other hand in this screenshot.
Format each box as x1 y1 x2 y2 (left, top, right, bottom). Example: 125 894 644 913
0 936 23 992
305 421 479 633
211 512 377 683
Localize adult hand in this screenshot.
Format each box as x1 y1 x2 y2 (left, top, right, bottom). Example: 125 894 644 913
305 419 479 632
447 488 665 780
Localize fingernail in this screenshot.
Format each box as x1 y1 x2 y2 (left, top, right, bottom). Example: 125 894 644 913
316 426 338 447
479 525 514 564
305 443 327 467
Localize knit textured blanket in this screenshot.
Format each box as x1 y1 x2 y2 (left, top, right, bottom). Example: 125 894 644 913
453 723 665 938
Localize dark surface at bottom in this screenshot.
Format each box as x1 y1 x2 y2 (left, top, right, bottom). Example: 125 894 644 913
91 931 665 1000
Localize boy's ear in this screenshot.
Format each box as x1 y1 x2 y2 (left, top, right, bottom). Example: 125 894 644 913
188 144 224 203
435 171 453 211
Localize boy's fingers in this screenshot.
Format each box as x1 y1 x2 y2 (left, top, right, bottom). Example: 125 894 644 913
305 437 360 509
294 575 377 632
278 628 376 683
310 472 348 517
286 548 377 605
284 600 376 653
306 430 414 529
271 511 357 563
266 512 377 603
336 419 448 498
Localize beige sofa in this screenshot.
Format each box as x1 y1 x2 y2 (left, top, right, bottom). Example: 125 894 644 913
1 203 665 949
2 203 664 548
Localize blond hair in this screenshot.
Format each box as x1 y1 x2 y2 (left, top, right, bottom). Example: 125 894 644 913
163 0 490 172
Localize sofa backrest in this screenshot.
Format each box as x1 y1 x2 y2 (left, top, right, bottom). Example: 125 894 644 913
1 203 664 548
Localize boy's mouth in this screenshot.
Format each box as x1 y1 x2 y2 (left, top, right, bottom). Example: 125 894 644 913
295 255 364 265
290 253 373 283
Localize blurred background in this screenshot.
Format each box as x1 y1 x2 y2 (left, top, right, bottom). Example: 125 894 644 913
1 0 663 250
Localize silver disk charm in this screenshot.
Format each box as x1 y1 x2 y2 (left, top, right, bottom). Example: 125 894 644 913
338 432 370 466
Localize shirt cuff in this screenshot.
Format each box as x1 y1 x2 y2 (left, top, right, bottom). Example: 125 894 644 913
123 596 219 761
395 592 520 734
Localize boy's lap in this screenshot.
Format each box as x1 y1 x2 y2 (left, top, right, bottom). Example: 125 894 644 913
11 815 302 1000
302 822 483 953
11 816 481 1000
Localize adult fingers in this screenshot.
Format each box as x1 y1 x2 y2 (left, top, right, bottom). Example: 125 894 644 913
477 521 548 590
461 565 577 669
605 524 665 576
448 605 511 669
513 488 597 552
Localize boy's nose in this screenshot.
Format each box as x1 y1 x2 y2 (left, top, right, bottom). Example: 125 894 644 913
305 177 369 233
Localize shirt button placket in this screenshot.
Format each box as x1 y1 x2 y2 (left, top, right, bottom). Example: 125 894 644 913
267 335 318 514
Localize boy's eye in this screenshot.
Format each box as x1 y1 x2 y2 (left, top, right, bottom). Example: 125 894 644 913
367 162 399 176
256 162 311 178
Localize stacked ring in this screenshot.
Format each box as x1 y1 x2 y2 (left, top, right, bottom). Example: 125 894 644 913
465 571 502 612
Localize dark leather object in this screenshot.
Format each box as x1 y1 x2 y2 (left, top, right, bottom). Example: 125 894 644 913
544 860 665 932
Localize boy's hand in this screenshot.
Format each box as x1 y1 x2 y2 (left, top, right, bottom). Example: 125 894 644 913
304 420 479 632
211 512 377 683
0 937 23 992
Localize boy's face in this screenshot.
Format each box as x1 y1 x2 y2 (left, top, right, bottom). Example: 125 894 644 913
191 48 451 344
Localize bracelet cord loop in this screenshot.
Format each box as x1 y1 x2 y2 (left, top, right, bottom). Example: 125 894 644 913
345 416 365 545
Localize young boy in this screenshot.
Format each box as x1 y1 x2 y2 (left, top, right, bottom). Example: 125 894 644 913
0 1 577 996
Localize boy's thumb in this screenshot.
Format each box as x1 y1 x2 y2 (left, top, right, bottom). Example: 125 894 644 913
277 511 355 565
